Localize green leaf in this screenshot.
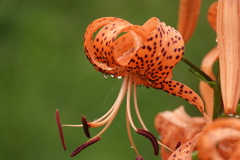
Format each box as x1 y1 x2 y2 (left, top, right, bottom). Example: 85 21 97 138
191 151 199 160
189 68 217 89
236 104 240 115
220 104 240 118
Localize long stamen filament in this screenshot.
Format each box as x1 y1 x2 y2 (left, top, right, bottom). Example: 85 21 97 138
61 124 83 127
92 102 116 123
133 77 173 152
126 109 140 156
126 73 137 131
126 73 141 156
91 115 115 140
89 102 118 127
157 141 173 152
61 103 116 127
133 78 148 131
62 73 130 128
61 106 117 128
90 72 130 127
87 73 130 141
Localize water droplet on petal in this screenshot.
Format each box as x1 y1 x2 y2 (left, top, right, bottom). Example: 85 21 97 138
103 74 108 78
111 75 115 78
131 146 134 148
158 135 162 140
117 76 122 79
228 114 234 117
215 38 218 42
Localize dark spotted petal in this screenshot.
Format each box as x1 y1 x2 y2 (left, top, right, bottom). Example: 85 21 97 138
83 17 130 75
168 135 198 160
175 141 181 150
159 79 205 114
127 17 184 87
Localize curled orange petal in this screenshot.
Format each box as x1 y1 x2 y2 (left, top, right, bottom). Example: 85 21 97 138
126 18 185 86
199 47 218 119
207 1 218 31
197 118 240 160
84 17 133 77
177 0 202 43
154 106 204 159
160 79 205 114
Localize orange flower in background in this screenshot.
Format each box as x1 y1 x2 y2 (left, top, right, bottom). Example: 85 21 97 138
154 106 205 160
199 47 218 119
199 1 218 119
56 17 209 158
197 118 240 160
158 1 240 159
177 0 202 43
177 0 218 119
200 3 218 117
208 1 218 32
167 118 240 160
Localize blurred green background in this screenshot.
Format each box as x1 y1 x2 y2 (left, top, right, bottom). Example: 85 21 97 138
0 0 216 160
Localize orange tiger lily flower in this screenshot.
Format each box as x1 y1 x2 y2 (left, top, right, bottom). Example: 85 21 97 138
56 17 208 158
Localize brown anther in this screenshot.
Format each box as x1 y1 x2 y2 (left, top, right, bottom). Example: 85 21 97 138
81 116 91 138
136 129 159 156
70 136 101 157
175 141 181 150
135 155 144 160
55 109 66 151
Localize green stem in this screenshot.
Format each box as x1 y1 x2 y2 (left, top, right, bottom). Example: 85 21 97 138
181 57 214 82
212 65 224 119
181 56 223 119
212 71 223 119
